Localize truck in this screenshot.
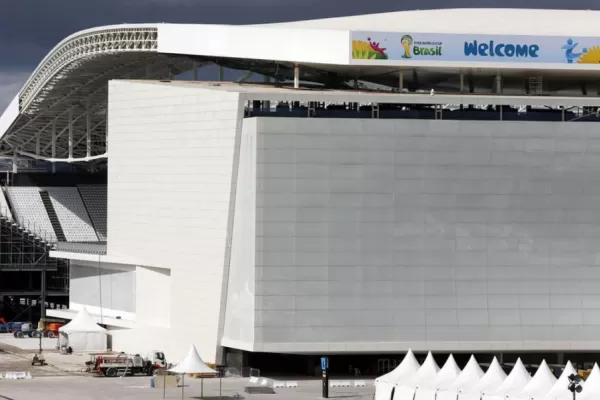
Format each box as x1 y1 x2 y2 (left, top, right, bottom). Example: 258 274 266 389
89 351 167 377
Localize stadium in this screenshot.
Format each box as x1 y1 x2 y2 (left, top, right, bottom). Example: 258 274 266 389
3 7 600 376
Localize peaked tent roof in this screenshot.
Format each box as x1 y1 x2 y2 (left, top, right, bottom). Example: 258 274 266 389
377 349 421 384
580 364 600 400
475 357 508 394
169 345 217 374
449 355 485 392
521 360 557 397
434 354 462 390
494 358 532 396
546 361 579 398
407 352 440 388
58 307 106 334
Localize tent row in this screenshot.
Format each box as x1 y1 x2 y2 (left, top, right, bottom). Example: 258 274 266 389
376 350 600 400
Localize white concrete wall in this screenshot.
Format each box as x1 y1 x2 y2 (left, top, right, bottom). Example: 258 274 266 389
107 80 244 363
135 266 171 328
221 118 257 351
253 117 600 353
69 261 136 320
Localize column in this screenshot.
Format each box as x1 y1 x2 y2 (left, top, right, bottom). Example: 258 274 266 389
399 71 404 91
51 120 56 173
293 64 300 89
192 61 198 81
68 109 73 159
86 102 92 158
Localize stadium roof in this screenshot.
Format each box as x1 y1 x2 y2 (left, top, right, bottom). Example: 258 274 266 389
3 8 600 162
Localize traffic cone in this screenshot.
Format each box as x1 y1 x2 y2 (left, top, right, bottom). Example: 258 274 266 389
26 372 32 379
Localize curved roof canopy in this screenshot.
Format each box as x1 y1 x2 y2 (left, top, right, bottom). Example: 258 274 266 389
5 8 600 162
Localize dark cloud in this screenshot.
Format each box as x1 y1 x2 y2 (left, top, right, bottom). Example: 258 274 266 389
1 0 600 108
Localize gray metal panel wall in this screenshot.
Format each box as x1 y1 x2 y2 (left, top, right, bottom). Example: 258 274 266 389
253 117 600 353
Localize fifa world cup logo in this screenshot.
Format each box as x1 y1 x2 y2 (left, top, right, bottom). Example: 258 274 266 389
401 35 414 59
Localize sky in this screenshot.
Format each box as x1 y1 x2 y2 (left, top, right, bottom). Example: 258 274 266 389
1 0 600 110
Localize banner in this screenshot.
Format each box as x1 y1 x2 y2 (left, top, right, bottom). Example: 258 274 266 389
350 31 600 65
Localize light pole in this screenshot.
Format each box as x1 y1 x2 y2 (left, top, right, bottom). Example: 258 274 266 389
568 373 583 400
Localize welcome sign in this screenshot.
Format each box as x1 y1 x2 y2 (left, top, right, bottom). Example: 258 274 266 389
350 31 600 65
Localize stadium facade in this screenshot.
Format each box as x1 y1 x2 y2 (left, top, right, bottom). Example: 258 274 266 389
3 8 600 368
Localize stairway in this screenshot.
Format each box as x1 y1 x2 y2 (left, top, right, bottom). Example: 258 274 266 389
39 191 67 242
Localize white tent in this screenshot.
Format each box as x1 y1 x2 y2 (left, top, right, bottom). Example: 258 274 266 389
484 358 531 400
394 352 440 400
437 355 485 400
476 357 508 395
169 345 216 374
435 355 463 390
415 355 461 400
58 308 107 352
169 345 217 400
520 360 557 399
375 350 421 400
544 361 579 400
579 363 600 400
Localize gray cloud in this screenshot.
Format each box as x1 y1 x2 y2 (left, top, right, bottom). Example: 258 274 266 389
2 0 600 108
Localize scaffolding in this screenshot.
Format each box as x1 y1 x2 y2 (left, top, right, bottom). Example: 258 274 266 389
0 212 69 322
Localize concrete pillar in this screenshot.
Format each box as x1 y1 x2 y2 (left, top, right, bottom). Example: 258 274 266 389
86 104 91 158
460 73 465 94
399 71 404 91
68 108 73 159
293 64 300 89
218 66 224 81
51 120 56 173
192 61 198 81
496 75 503 94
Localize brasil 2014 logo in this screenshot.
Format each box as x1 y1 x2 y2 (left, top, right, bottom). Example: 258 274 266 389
401 34 442 58
401 35 414 58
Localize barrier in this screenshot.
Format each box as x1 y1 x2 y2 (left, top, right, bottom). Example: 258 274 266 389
285 381 298 388
249 377 259 384
354 380 367 387
2 372 31 380
330 380 352 387
272 381 286 388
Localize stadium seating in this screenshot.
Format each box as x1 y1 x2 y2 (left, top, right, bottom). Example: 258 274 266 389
44 187 98 242
6 187 56 242
77 185 107 241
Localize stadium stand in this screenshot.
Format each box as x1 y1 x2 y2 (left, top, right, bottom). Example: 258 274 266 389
45 187 99 242
6 187 56 242
77 185 107 241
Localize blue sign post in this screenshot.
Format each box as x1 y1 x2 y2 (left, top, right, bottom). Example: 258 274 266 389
321 356 329 398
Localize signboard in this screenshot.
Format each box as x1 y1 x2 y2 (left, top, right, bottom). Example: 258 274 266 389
320 356 328 371
350 31 600 66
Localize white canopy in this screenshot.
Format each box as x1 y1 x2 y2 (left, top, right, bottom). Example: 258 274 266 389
376 350 421 400
58 308 107 352
493 358 532 396
434 355 462 390
476 357 508 394
409 352 441 388
544 361 579 400
59 307 106 334
169 345 216 374
450 355 485 392
377 350 421 385
521 360 557 398
580 364 600 400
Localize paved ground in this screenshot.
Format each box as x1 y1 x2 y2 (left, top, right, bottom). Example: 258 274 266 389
0 333 58 351
0 351 70 378
0 376 375 400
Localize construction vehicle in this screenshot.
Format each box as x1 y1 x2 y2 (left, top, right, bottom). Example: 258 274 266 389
12 322 35 338
89 351 167 377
